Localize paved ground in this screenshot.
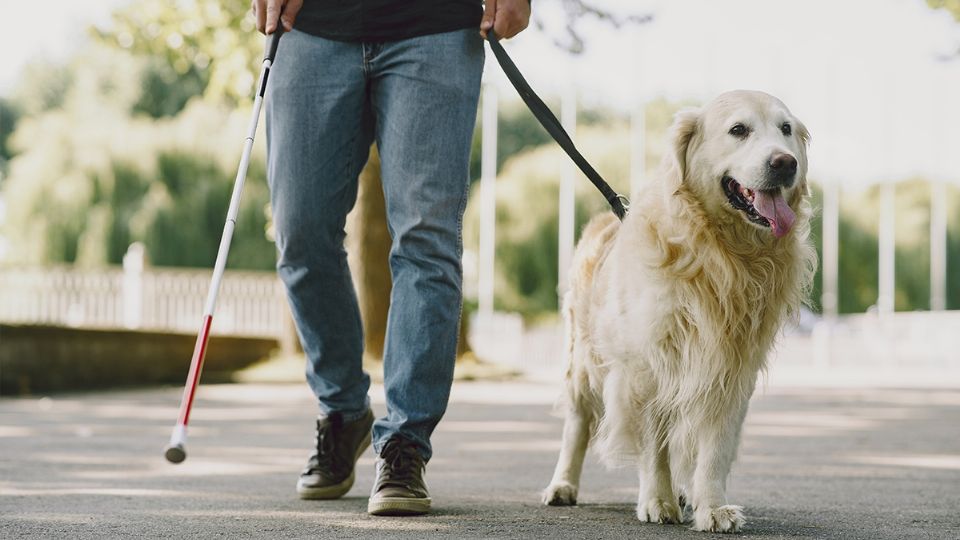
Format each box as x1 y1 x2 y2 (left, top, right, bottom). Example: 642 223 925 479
1 380 959 539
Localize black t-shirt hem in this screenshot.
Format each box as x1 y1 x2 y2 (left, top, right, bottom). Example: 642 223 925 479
295 18 479 43
294 0 483 43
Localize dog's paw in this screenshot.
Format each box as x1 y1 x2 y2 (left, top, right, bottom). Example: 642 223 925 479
693 504 745 533
542 482 578 506
636 497 682 524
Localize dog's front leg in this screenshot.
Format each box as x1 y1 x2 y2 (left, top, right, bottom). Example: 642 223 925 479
542 406 592 506
636 425 681 524
690 398 748 533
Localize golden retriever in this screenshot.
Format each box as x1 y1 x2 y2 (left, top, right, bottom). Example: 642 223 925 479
541 90 817 533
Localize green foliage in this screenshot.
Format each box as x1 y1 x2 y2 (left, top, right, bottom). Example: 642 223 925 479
468 99 632 184
840 179 960 313
808 184 824 310
133 59 208 118
1 0 275 270
9 60 73 117
95 0 261 111
0 98 18 171
464 121 632 317
948 190 960 309
806 179 960 314
136 151 273 268
469 101 559 183
1 52 274 269
464 98 696 318
928 0 960 20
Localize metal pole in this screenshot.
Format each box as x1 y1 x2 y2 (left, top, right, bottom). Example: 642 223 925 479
557 85 577 299
878 182 896 316
929 67 949 313
478 83 498 318
930 180 947 311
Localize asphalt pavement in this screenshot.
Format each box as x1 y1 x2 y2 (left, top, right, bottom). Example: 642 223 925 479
1 380 958 539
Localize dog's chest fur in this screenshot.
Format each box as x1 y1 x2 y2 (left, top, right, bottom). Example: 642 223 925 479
583 198 806 410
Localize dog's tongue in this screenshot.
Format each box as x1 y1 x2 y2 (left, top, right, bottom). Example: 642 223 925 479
753 190 795 238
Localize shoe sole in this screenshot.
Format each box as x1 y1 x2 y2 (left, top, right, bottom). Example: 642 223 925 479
296 431 372 500
367 496 432 516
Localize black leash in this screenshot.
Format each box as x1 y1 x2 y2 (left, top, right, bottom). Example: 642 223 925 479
486 31 629 220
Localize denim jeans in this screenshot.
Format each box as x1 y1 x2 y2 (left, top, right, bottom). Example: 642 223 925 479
266 28 484 461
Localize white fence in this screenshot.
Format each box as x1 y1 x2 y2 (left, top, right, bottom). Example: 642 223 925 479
0 261 286 339
468 309 960 384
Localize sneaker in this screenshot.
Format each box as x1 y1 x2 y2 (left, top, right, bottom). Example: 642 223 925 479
296 408 374 500
367 437 431 516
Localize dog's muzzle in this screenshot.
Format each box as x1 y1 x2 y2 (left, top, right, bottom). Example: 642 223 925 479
765 152 798 188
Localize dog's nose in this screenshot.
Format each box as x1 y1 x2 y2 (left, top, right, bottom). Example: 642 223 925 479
769 153 797 173
767 153 798 186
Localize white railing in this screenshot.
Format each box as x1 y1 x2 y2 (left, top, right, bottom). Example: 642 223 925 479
0 260 285 339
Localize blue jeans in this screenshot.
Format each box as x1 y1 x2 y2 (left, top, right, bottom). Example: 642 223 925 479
265 28 484 461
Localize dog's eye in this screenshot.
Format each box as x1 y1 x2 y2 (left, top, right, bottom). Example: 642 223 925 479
728 123 748 138
781 123 792 136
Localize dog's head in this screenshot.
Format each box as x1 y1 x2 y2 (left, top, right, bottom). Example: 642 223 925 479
666 90 810 238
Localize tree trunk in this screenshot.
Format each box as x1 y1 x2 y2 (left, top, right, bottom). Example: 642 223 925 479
457 307 472 357
347 144 472 362
347 145 392 362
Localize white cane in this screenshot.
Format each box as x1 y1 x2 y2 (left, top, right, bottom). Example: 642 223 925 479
164 24 284 464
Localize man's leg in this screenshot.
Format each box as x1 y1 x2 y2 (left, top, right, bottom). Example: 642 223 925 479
266 29 375 498
364 28 483 516
369 29 483 461
363 30 484 514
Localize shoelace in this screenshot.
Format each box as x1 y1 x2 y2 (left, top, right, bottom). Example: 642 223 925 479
305 414 342 474
379 439 422 487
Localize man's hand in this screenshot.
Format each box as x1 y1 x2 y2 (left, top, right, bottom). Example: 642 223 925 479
252 0 303 34
480 0 531 40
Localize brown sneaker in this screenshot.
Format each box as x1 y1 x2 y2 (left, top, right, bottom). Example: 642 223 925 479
367 437 431 516
296 408 374 500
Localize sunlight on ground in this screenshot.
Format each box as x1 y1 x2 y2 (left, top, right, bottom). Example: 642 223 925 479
322 519 451 532
0 486 184 497
438 421 554 433
4 512 120 525
747 411 878 432
462 439 561 453
852 454 960 471
84 459 292 480
0 425 33 437
159 509 454 532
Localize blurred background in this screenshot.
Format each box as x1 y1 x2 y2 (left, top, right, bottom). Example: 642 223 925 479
1 0 959 394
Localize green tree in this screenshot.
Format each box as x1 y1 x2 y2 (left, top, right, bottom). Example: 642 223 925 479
948 185 960 309
95 0 262 111
1 34 273 269
468 101 625 184
464 118 634 317
928 0 960 19
0 98 18 175
810 179 960 314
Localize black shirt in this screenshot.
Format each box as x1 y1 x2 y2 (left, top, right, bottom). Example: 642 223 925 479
294 0 484 42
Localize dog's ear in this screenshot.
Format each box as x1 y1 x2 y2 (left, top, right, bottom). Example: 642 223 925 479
790 117 811 205
794 117 811 180
794 117 811 146
665 107 700 192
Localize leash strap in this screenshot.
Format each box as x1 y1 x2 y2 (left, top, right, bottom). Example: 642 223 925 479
486 31 629 220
